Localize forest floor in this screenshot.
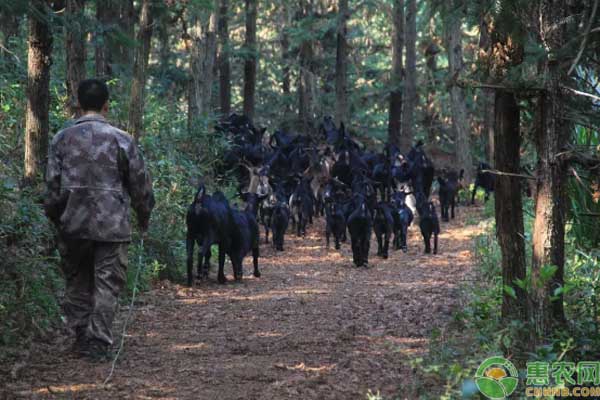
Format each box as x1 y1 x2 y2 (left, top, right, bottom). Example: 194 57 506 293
5 205 486 400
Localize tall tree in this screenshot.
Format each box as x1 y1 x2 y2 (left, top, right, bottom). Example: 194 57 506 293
495 90 527 322
117 0 135 68
280 4 293 125
127 0 153 139
0 8 20 52
243 0 257 120
187 6 217 131
334 0 348 125
423 38 441 143
24 0 52 181
65 0 86 118
217 0 231 118
388 0 404 147
530 0 569 337
297 1 317 135
95 0 116 77
445 0 473 182
401 0 417 148
479 15 495 165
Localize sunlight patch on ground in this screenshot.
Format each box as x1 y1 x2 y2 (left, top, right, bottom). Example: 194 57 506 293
274 362 337 373
171 342 210 351
255 331 285 338
29 383 99 395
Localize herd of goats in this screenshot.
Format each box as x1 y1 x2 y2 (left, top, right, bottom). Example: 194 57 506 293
185 114 495 287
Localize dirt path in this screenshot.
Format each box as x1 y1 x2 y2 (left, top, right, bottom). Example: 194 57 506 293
6 206 485 400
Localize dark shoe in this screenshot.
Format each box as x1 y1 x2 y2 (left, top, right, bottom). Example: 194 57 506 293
79 339 112 362
70 333 87 355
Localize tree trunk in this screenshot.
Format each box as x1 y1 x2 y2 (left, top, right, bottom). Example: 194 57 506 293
334 0 348 126
530 0 569 337
479 16 495 166
388 0 404 148
117 0 135 68
424 40 440 143
187 11 217 132
65 0 86 118
297 1 316 135
243 0 257 121
401 0 417 148
127 0 153 139
24 0 52 181
529 0 569 341
217 0 231 118
483 89 495 165
494 90 527 322
95 0 116 77
158 15 170 73
445 0 473 181
0 10 19 52
277 5 293 129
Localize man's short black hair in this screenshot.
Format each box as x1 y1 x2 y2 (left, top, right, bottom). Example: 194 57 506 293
77 79 109 112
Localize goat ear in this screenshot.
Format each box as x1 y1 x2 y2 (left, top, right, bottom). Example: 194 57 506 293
196 186 205 202
459 169 465 179
339 122 345 134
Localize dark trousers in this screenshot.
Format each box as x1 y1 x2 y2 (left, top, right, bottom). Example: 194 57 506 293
58 239 128 346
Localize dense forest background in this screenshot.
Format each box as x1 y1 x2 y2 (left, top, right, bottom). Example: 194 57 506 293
1 0 599 397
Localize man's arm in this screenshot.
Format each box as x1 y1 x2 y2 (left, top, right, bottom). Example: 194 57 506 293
124 141 155 232
44 138 64 226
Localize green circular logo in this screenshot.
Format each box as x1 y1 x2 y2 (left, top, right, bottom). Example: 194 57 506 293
475 356 519 399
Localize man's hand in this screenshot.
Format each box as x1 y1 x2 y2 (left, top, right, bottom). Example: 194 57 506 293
139 219 150 239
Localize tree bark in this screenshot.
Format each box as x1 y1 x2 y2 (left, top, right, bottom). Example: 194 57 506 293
483 89 495 165
423 40 440 143
277 4 293 129
117 0 135 68
24 0 52 181
157 15 170 72
445 0 473 181
217 0 231 118
0 10 19 52
401 0 417 148
388 0 404 148
334 0 348 126
127 0 153 139
243 0 257 121
297 1 316 135
95 0 116 77
479 16 495 166
529 0 569 341
65 0 86 118
187 10 217 132
494 91 527 322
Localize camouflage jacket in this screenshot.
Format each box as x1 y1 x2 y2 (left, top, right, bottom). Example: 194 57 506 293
44 114 155 242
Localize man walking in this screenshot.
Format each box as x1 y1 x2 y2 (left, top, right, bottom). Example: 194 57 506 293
44 79 155 361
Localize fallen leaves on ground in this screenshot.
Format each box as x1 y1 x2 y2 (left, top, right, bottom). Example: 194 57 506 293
4 206 486 399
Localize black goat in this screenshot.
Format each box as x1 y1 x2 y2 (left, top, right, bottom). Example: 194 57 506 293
471 162 495 204
289 179 314 237
437 169 462 222
347 195 372 267
325 201 346 250
259 194 276 243
373 202 394 259
270 201 290 251
185 186 232 286
418 201 440 254
222 192 264 283
391 191 413 252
